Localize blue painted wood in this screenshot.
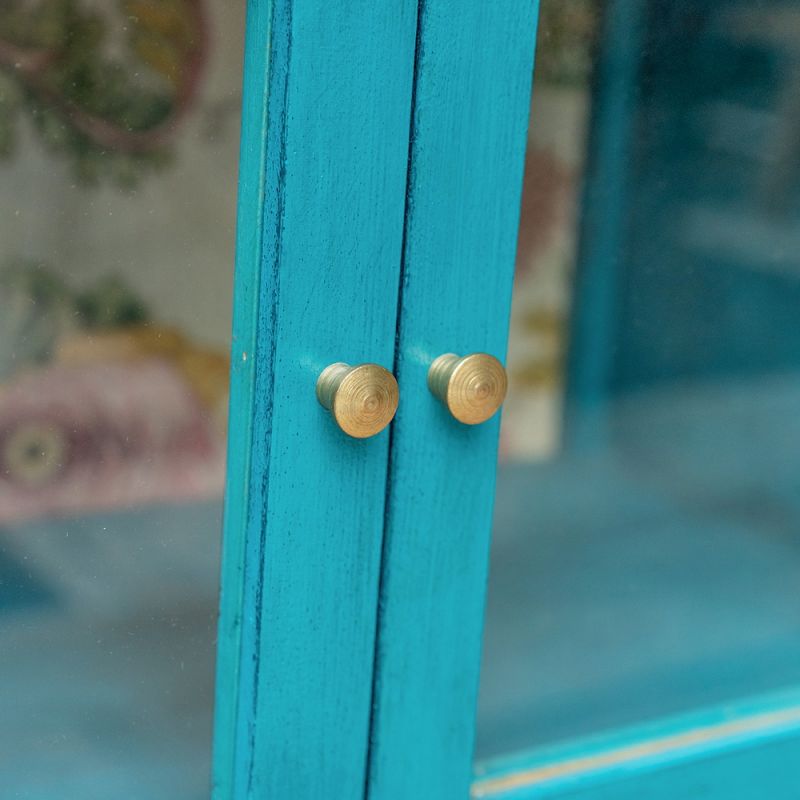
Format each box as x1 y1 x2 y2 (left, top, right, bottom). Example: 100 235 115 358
211 3 271 795
365 3 540 798
472 689 800 799
212 1 418 797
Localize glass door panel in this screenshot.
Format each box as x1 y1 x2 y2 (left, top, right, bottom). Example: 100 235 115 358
0 3 243 795
478 0 800 761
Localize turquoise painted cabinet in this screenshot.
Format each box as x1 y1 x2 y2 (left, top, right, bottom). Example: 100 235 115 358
211 1 418 796
213 0 800 798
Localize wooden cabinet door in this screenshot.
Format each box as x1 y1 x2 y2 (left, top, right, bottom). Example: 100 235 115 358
216 1 800 798
365 3 540 798
211 2 418 797
367 1 800 799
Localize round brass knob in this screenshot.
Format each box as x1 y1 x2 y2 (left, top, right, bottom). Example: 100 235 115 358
316 362 399 438
428 353 507 425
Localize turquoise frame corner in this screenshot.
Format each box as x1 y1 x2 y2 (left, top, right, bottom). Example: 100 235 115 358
472 689 800 799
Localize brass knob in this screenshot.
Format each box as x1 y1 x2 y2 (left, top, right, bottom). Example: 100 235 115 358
316 362 399 438
428 353 507 425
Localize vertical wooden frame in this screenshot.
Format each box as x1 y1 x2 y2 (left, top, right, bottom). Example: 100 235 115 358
366 2 540 798
212 1 418 796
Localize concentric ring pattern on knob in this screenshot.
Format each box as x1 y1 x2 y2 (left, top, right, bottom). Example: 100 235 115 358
317 362 399 438
428 353 508 425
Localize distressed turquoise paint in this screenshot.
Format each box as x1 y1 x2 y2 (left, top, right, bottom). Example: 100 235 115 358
473 689 800 799
366 3 540 798
212 1 418 797
211 2 272 795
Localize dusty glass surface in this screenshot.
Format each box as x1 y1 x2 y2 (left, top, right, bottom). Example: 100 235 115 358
0 2 243 794
479 0 800 759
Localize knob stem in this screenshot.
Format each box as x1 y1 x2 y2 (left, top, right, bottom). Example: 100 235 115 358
316 362 351 410
427 353 460 404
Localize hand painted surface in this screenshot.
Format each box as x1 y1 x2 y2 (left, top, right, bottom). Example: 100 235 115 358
0 265 228 522
0 0 208 180
0 355 225 523
0 2 243 797
0 0 242 522
1 4 242 348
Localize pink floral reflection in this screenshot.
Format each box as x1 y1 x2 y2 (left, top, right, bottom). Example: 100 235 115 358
0 359 226 523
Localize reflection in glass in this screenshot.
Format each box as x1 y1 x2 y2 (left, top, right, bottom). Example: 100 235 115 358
0 2 242 795
479 0 800 760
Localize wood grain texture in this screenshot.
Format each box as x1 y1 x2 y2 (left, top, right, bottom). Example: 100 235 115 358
365 3 540 798
212 1 418 797
472 690 800 799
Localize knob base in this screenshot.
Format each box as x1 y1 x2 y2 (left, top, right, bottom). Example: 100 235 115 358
316 362 351 411
427 353 460 404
